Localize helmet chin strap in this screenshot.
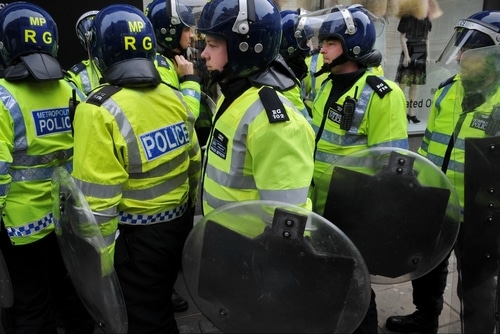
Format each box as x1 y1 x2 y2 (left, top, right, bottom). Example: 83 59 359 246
313 53 349 77
207 64 233 86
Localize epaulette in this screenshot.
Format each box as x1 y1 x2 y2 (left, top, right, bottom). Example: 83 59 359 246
155 54 170 69
438 75 457 89
86 85 122 106
258 87 290 123
366 75 392 98
68 62 86 75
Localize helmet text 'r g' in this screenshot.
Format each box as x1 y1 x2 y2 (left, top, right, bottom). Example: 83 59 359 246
24 29 52 44
124 36 153 50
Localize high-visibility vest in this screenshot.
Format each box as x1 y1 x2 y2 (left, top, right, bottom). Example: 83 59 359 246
0 78 82 245
65 59 102 95
202 86 315 215
312 71 409 184
72 83 201 260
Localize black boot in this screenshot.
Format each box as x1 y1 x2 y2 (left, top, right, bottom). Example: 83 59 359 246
171 289 189 313
385 311 438 333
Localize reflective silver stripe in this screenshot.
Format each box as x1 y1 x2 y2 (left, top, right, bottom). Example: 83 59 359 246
310 53 320 100
101 99 143 173
203 191 234 210
74 178 123 199
123 171 188 200
102 233 116 247
12 148 73 167
93 207 119 225
426 152 464 173
119 202 187 225
313 123 368 147
128 152 188 179
0 161 10 174
79 70 92 94
207 166 256 188
205 99 263 188
259 187 310 205
0 85 28 151
372 139 409 149
181 88 201 101
347 83 373 135
0 184 9 196
6 212 53 237
10 162 72 181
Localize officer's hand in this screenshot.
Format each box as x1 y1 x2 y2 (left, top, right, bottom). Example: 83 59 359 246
174 55 194 77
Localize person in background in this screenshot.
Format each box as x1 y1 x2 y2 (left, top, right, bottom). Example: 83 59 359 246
145 0 201 120
197 0 316 215
71 4 201 333
65 10 101 95
307 5 408 333
0 2 94 333
279 8 314 119
385 10 500 334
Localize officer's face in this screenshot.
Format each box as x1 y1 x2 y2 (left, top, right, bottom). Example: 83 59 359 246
320 38 343 65
201 35 228 73
179 27 194 52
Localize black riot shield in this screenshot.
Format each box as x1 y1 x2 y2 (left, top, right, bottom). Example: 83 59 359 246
0 249 13 308
455 136 500 334
313 148 461 284
183 200 371 333
51 167 127 334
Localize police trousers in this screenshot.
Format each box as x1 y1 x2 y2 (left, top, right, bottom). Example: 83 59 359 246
410 255 450 317
114 209 193 334
0 229 95 334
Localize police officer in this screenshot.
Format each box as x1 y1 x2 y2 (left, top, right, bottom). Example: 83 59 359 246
306 5 408 333
65 10 101 95
145 0 201 120
0 2 94 333
145 0 203 311
279 8 313 119
385 11 500 334
197 0 315 215
71 4 201 333
303 50 327 112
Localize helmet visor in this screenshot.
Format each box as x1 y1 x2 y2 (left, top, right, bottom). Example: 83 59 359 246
436 19 497 67
296 5 384 52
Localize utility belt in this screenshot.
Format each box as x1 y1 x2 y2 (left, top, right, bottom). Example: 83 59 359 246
118 203 188 226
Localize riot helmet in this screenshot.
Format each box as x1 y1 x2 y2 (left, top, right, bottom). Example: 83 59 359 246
318 5 380 66
145 0 195 53
75 10 98 52
90 4 160 86
0 1 62 80
437 10 500 66
197 0 282 78
280 9 311 60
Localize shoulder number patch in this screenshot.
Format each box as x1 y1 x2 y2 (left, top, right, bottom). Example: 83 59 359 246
258 86 290 123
